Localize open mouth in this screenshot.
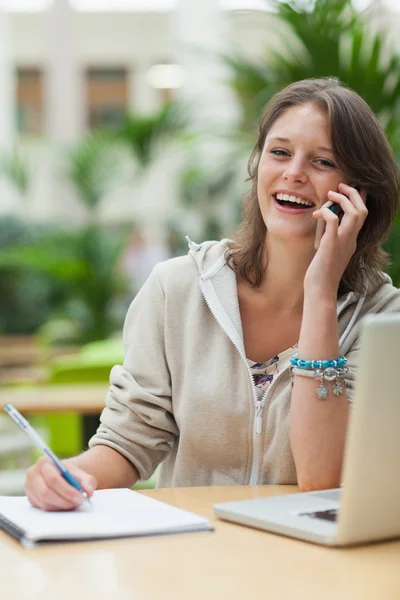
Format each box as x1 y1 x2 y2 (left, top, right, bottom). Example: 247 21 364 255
273 193 315 210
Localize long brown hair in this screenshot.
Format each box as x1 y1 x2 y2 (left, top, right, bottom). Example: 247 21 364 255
228 77 400 296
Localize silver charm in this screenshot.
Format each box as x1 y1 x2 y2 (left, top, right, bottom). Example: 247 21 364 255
316 383 329 399
324 367 336 381
332 381 344 396
336 367 348 379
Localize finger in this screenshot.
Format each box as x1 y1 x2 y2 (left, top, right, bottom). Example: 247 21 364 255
321 206 340 225
33 472 83 511
313 198 346 223
65 465 97 498
327 190 358 217
330 188 367 235
40 461 86 505
338 183 368 215
313 199 333 218
27 461 84 510
25 468 78 511
25 460 48 507
315 206 340 245
25 474 45 509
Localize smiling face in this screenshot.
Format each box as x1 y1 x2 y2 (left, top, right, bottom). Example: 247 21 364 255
257 102 348 244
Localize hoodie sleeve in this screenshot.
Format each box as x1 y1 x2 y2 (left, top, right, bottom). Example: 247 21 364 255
341 343 360 405
89 263 178 481
342 284 400 405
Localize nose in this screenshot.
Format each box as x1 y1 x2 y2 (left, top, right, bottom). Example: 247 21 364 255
283 159 308 184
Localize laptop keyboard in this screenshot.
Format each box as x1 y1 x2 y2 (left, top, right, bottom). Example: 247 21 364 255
299 508 338 522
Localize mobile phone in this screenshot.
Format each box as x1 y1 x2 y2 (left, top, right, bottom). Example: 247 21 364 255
314 200 344 249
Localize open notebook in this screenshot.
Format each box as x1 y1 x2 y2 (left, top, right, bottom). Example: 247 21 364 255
0 488 213 548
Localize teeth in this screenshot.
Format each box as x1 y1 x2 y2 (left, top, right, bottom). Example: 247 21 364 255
276 193 313 207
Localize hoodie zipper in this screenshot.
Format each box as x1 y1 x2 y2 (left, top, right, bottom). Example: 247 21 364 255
199 277 263 484
248 292 356 484
199 275 358 486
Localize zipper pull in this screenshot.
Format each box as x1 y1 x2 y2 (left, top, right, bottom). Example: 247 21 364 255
256 403 263 434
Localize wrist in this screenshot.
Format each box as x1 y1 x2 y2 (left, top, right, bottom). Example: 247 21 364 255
303 293 337 315
304 280 339 304
299 296 339 358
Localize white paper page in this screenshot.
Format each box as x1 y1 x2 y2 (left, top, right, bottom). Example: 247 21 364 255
0 489 212 542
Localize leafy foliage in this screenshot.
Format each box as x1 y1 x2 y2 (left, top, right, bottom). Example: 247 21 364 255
181 163 240 239
0 217 60 334
67 130 121 213
0 224 128 342
0 145 30 196
0 103 188 339
117 102 186 169
226 0 400 148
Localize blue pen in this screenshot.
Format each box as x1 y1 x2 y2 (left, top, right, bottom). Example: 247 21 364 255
4 403 91 507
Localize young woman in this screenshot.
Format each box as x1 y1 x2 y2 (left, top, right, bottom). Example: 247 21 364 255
25 78 400 510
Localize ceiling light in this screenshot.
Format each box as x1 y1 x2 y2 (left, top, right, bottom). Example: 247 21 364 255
146 64 186 89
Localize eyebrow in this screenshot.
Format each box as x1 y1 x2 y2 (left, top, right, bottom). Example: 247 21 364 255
266 137 333 153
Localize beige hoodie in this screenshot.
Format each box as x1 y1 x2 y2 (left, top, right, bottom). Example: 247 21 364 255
89 239 400 487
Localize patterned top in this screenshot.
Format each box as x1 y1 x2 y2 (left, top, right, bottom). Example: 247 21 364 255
247 344 298 401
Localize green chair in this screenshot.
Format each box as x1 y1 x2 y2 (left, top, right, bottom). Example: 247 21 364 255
44 339 124 456
44 339 158 489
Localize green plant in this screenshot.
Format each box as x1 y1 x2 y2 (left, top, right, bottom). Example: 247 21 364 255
0 131 131 341
0 145 30 196
0 217 60 334
0 224 128 342
67 130 122 215
181 162 241 240
116 102 186 169
225 0 400 148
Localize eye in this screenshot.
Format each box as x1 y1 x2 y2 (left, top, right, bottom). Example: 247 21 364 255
315 158 336 168
269 148 290 157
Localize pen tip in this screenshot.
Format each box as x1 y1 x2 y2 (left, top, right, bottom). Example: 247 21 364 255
82 491 92 506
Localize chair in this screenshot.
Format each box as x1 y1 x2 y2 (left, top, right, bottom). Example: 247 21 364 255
45 339 158 490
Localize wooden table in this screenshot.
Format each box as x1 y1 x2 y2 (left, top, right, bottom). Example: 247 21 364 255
0 383 108 414
1 485 400 600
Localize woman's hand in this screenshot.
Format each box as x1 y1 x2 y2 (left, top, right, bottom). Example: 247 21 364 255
25 456 97 511
304 182 368 299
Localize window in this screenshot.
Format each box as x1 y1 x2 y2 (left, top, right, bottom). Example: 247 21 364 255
15 67 44 136
85 67 128 130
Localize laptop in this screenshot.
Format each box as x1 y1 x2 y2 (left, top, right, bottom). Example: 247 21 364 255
214 313 400 546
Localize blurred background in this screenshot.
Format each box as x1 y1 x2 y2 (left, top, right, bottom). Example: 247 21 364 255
1 0 400 493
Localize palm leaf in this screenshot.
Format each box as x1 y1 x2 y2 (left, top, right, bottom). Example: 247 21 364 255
67 130 119 212
117 102 186 169
225 0 400 146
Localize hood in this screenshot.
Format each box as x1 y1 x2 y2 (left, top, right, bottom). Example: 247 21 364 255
186 236 395 304
185 236 399 349
186 237 231 279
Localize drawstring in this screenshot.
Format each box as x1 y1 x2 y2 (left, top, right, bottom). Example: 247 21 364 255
339 293 366 346
186 233 366 346
185 235 202 252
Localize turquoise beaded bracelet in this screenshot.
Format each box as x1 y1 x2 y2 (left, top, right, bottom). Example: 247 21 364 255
290 355 347 370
